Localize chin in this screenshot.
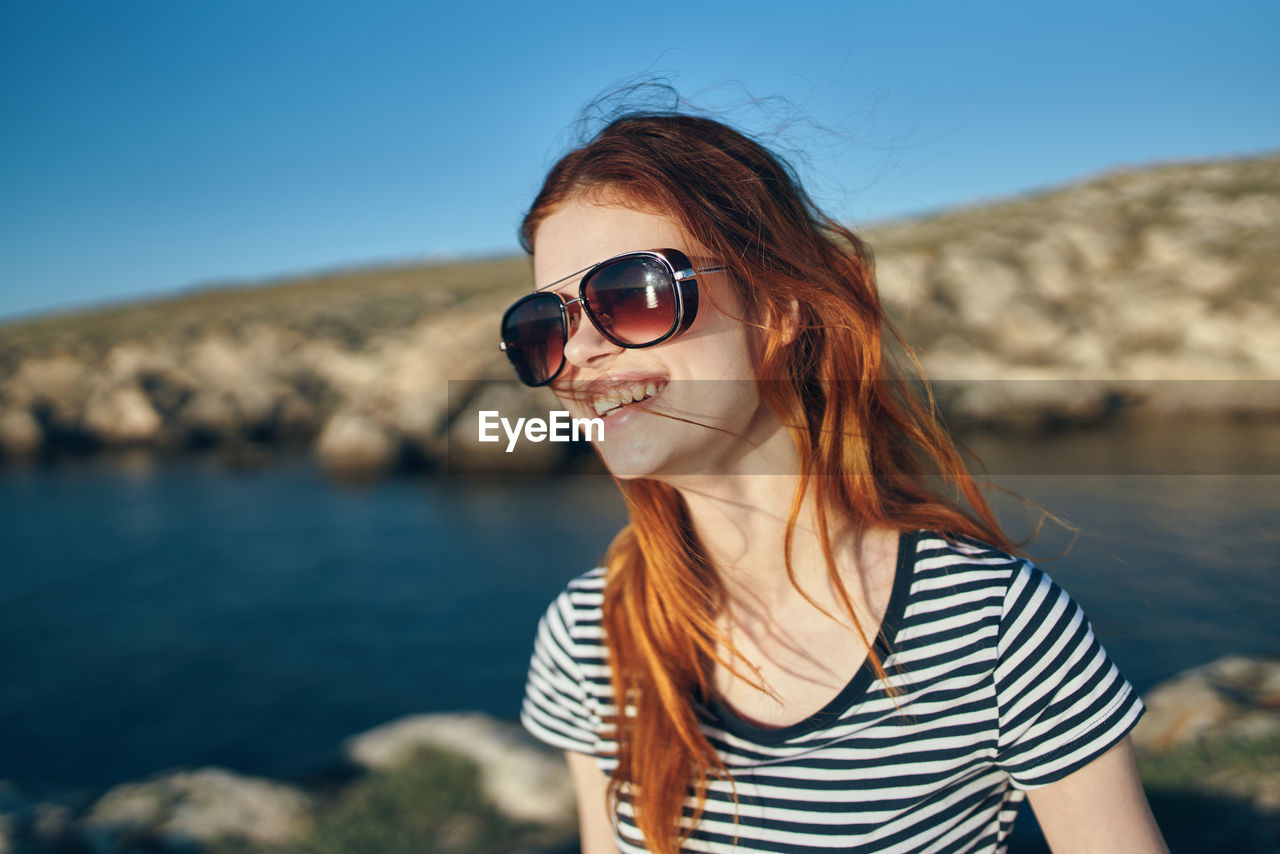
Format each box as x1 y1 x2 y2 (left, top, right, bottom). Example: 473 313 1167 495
595 420 727 481
596 431 682 480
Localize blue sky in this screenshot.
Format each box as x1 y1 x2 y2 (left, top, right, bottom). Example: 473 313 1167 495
0 0 1276 322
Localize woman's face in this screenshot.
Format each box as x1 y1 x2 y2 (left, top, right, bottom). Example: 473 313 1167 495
533 194 782 481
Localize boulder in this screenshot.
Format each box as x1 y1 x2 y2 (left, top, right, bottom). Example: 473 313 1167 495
32 802 74 849
177 388 241 444
343 712 576 826
0 781 26 854
274 392 320 440
5 353 87 430
82 384 163 444
1133 655 1280 753
80 767 313 853
0 409 41 456
313 410 399 478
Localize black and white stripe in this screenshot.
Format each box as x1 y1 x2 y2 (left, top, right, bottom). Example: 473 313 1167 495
522 530 1144 853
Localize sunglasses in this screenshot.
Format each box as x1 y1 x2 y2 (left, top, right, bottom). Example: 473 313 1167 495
499 248 726 387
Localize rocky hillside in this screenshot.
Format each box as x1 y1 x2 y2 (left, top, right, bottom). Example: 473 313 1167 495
1 152 1276 475
870 153 1280 426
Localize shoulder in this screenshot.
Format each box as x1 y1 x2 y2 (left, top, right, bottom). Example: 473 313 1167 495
530 565 611 681
901 529 1030 605
910 529 1022 566
906 530 1072 624
540 566 608 642
882 530 1027 675
522 567 615 759
894 530 1085 669
564 564 609 596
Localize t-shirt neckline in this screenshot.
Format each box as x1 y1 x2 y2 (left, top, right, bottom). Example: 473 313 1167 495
699 528 922 745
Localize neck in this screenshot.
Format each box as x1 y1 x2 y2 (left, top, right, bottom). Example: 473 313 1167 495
679 475 826 594
658 425 886 617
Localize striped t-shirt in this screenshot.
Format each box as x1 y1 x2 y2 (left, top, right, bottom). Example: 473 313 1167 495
521 529 1145 853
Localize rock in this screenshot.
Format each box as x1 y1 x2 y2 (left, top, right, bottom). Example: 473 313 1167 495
177 388 241 444
0 409 41 456
931 247 1024 329
1205 765 1280 814
294 339 382 398
231 384 282 438
1132 670 1237 752
874 251 929 312
0 783 21 854
32 802 74 848
80 767 313 852
1058 220 1119 272
1133 655 1280 753
274 393 319 440
135 366 198 419
0 783 84 852
187 335 254 392
184 334 286 439
343 712 576 826
82 384 163 444
313 410 399 478
391 390 449 464
5 353 86 430
102 342 168 386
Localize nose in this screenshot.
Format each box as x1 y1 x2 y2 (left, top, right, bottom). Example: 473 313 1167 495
562 299 622 371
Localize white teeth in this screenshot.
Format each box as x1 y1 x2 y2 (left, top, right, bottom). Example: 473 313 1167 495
590 381 667 417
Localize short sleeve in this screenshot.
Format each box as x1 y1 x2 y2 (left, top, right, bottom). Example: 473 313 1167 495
520 570 608 756
994 559 1145 789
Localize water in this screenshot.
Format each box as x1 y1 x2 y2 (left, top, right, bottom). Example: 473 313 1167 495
1 429 1277 801
0 456 628 797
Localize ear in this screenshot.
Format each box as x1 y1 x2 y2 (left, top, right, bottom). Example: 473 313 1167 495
776 297 802 346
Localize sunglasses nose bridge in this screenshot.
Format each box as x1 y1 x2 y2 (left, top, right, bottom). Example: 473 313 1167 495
562 294 623 371
563 295 585 324
560 295 584 336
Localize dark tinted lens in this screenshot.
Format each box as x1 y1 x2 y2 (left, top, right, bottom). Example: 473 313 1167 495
501 294 565 386
582 256 677 345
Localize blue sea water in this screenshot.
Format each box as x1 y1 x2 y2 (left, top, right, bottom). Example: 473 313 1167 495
1 431 1277 801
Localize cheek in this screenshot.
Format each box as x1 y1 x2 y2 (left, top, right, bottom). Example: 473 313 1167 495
697 329 760 382
686 293 760 376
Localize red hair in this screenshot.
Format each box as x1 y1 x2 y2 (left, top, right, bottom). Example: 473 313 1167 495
521 112 1014 853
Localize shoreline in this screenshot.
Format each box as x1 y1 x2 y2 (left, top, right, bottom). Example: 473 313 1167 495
2 657 1277 853
2 407 1278 481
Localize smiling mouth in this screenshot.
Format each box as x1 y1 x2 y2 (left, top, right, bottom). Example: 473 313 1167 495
592 381 667 418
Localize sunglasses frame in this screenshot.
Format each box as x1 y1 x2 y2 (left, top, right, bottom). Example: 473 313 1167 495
499 248 726 387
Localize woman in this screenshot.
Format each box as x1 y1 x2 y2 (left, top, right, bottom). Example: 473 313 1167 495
501 111 1167 853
